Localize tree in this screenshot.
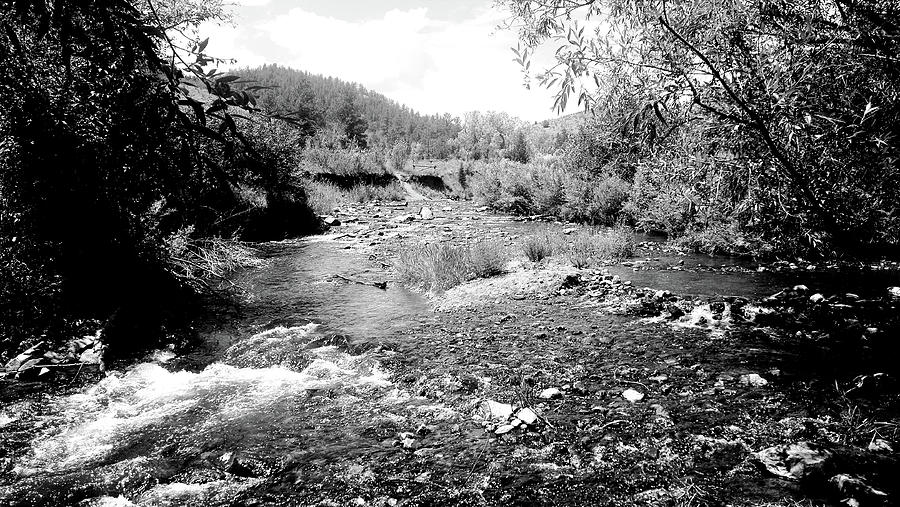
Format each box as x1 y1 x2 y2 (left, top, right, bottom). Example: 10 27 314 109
508 130 531 163
500 0 900 253
0 0 314 357
335 89 369 148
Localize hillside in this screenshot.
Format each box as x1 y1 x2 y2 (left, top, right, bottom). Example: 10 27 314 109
233 64 460 158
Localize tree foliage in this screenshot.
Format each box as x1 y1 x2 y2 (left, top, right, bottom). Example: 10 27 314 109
0 0 315 357
233 64 463 159
500 0 900 253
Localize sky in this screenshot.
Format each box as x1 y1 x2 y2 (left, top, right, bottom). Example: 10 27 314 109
201 0 578 122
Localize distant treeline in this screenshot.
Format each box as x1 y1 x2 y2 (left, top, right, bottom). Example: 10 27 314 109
233 65 462 159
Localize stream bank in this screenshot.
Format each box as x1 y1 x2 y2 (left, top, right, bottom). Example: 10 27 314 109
1 199 898 507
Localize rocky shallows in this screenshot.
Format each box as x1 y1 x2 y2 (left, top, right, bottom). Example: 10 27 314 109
2 198 899 507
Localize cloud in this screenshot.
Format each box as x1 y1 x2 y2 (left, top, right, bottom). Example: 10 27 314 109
201 4 574 121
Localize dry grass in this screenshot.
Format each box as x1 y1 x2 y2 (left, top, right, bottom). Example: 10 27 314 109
303 179 405 214
522 233 554 262
394 241 509 291
565 228 634 268
304 180 343 215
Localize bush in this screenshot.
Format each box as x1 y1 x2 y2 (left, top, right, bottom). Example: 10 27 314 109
348 182 406 203
522 233 554 262
675 222 771 258
470 159 631 225
565 228 635 268
394 241 509 291
300 147 387 177
303 180 343 215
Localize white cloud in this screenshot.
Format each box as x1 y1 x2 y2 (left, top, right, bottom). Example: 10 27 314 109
200 4 576 121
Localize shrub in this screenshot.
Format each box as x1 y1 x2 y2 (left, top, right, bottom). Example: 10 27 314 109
565 228 635 268
300 147 387 176
348 182 406 203
394 241 508 291
522 233 554 262
675 222 770 257
303 180 343 215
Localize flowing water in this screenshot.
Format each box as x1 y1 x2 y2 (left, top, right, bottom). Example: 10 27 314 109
1 218 896 506
0 240 441 506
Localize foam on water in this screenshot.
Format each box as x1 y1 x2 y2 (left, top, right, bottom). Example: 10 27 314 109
13 324 390 477
0 413 15 427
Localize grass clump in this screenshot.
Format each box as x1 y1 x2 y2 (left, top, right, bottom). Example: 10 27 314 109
395 241 509 291
522 233 554 262
565 228 634 268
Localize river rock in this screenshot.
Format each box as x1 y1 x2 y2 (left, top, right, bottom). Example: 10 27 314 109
538 387 562 399
810 293 825 304
219 452 255 477
515 407 538 425
830 474 889 506
419 206 434 220
755 441 831 480
483 400 513 420
868 439 894 453
397 432 418 450
889 286 900 299
323 216 341 226
622 388 644 402
494 424 515 435
740 373 768 387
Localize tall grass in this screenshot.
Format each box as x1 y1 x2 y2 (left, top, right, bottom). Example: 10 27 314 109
522 232 554 262
303 179 406 214
395 241 509 291
565 228 635 268
304 180 344 215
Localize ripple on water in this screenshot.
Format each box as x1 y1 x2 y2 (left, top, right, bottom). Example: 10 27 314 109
4 324 401 507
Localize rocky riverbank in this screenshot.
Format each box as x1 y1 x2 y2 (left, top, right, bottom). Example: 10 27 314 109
2 198 899 507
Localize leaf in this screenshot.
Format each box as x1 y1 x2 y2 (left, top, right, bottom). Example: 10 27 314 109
216 75 241 84
198 37 209 53
861 101 879 123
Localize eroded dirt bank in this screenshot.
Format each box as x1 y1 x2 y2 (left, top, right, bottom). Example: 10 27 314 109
2 198 898 507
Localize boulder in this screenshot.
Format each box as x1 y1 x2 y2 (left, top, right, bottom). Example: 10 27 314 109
323 216 341 226
419 206 434 220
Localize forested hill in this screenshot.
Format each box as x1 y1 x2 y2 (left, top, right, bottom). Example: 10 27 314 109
234 64 460 158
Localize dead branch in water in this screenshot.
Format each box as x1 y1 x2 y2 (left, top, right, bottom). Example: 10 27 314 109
333 274 388 290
